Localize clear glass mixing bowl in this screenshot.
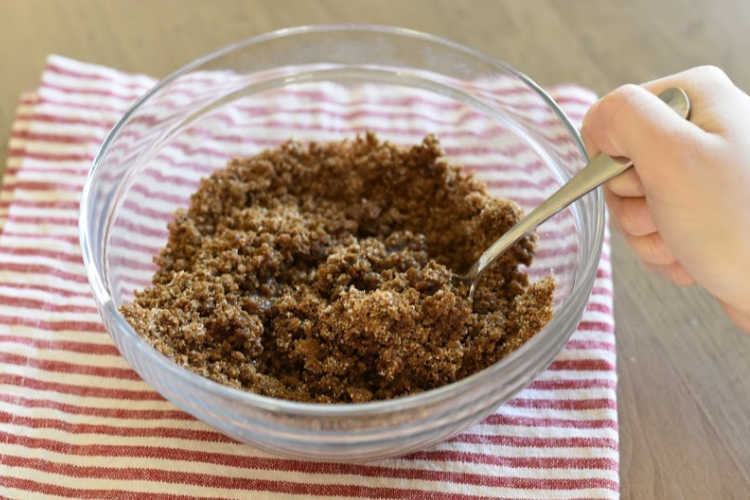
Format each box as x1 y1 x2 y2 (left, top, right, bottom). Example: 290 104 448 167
79 25 604 461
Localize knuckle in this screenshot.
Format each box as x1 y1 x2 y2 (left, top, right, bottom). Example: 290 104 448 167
618 212 638 235
695 65 730 83
582 98 605 133
580 112 594 136
667 264 694 286
614 202 636 234
607 170 644 197
604 191 630 234
580 117 592 143
608 84 643 108
595 84 645 140
674 277 693 287
619 203 653 236
579 115 601 152
635 233 674 265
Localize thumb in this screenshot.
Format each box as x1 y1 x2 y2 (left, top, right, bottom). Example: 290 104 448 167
581 84 704 186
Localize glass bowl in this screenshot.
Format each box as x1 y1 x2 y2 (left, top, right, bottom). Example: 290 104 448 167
79 25 604 461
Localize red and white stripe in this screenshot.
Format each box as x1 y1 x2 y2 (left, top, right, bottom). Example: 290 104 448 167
0 54 616 499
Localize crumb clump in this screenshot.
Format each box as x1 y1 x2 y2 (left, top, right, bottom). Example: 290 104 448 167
121 133 554 403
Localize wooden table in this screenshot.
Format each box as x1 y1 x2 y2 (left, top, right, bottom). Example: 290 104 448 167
2 1 748 498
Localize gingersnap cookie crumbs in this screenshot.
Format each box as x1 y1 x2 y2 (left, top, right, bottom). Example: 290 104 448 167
121 133 554 403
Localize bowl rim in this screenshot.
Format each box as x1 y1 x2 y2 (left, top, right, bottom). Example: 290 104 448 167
80 23 604 417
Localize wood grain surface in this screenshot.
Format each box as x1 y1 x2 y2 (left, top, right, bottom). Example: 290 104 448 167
1 1 748 498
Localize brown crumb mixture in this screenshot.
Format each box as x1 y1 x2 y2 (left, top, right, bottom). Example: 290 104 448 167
121 133 554 403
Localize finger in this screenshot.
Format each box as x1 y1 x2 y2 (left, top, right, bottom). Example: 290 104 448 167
642 66 744 135
603 188 626 233
604 190 624 233
604 188 657 236
580 106 601 159
625 232 676 266
606 168 645 197
721 301 750 333
645 262 695 286
580 83 701 168
580 117 600 159
603 189 624 233
643 65 737 95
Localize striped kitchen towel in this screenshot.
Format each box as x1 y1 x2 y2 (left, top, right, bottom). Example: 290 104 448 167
0 55 617 499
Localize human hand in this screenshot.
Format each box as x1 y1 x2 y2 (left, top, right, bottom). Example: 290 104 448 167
581 66 750 332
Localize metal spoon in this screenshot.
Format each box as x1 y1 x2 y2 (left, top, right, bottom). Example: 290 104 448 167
457 87 691 299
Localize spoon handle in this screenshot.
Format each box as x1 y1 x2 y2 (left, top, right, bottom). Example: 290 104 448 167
464 87 690 284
